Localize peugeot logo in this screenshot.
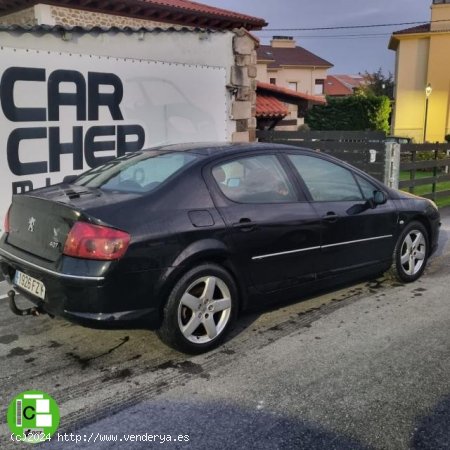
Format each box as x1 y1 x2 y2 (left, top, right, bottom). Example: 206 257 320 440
28 217 36 233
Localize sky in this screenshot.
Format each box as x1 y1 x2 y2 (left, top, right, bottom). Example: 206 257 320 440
205 0 432 75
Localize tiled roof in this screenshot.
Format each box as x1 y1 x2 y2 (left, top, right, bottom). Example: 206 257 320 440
257 44 333 68
256 94 288 118
393 23 431 35
0 0 267 30
257 82 326 104
139 0 266 25
334 74 365 89
324 75 366 96
324 76 353 96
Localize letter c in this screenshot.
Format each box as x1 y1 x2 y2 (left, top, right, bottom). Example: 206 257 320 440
23 406 35 420
1 67 46 122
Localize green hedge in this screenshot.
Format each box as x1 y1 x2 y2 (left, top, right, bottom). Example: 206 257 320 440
306 95 391 133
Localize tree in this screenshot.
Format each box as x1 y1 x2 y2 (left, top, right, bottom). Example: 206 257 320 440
356 68 394 99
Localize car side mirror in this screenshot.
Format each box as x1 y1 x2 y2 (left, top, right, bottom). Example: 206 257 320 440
373 190 387 206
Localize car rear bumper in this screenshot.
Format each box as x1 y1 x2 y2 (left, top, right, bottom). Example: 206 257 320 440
429 216 441 256
56 307 160 330
0 243 164 329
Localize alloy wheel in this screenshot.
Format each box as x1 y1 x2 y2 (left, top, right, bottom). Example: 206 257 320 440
400 229 427 276
177 276 232 344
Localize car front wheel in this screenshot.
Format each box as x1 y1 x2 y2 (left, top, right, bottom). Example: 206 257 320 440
157 263 238 353
390 221 429 282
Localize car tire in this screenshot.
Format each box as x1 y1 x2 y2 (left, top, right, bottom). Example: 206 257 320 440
389 221 429 283
157 263 238 354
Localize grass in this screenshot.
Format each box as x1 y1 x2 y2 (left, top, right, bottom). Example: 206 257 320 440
399 170 450 208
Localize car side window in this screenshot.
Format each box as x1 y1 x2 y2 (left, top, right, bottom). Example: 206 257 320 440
212 155 296 203
288 154 363 202
355 174 380 200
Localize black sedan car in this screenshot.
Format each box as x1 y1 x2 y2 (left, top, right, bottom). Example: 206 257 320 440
0 143 441 353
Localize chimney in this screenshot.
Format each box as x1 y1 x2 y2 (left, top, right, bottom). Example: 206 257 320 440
271 36 296 48
431 0 450 31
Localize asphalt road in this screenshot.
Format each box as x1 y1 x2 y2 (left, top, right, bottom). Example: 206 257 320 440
0 208 449 450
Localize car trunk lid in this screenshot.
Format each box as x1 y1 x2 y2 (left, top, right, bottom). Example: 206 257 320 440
6 194 82 262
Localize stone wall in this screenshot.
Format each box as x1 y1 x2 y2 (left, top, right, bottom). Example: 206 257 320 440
231 29 258 142
0 8 36 26
49 6 167 28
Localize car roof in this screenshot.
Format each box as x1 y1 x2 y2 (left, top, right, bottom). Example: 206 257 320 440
148 142 385 189
147 142 303 157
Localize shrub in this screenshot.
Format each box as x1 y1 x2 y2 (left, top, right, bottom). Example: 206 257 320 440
297 123 310 132
305 95 391 133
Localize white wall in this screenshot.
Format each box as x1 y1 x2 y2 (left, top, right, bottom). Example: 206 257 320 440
0 29 236 232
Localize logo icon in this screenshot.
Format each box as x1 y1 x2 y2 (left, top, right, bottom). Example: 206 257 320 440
28 217 36 233
7 390 60 443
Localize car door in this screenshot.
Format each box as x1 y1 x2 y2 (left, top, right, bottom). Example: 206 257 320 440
205 153 322 294
286 152 398 277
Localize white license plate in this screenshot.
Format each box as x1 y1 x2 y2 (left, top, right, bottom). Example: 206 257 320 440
14 270 46 300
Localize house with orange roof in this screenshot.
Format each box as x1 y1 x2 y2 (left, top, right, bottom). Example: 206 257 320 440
256 36 333 130
256 82 326 130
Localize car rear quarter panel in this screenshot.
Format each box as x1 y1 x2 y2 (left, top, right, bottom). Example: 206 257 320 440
108 164 245 314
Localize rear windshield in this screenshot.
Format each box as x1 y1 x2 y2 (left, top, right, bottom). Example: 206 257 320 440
74 151 198 193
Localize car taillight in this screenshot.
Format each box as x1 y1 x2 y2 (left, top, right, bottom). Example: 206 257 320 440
3 206 11 233
63 222 130 261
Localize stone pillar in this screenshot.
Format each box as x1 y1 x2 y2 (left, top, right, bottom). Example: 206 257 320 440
231 28 258 142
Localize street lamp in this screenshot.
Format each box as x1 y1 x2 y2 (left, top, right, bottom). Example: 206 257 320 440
423 83 432 143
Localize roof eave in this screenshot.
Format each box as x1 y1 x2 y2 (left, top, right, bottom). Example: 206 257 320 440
388 35 399 51
256 112 288 119
257 84 326 105
389 31 434 51
0 24 224 33
278 63 334 69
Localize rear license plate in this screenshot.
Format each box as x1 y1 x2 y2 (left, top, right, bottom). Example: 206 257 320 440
13 271 46 300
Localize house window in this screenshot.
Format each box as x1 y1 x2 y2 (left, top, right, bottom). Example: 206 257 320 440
288 82 297 91
269 78 276 85
314 79 325 95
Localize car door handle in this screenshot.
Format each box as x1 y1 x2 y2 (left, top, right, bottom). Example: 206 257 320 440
233 218 257 232
322 212 339 223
